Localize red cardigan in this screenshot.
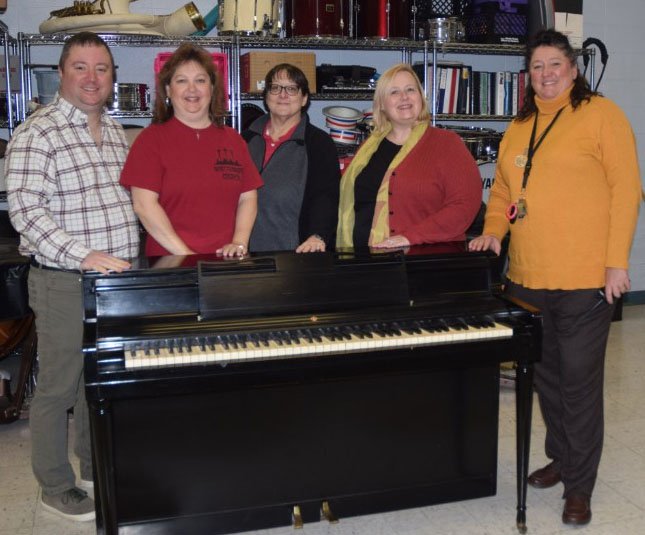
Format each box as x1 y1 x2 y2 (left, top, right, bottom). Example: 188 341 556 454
387 127 482 244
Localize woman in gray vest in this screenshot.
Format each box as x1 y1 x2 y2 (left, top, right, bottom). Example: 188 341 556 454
243 64 340 253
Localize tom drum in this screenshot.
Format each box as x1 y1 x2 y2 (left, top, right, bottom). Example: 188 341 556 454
285 0 349 37
354 0 414 40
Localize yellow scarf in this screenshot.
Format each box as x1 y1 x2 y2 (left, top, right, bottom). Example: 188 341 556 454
336 121 429 248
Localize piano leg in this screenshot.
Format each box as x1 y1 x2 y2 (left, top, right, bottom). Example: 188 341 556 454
89 400 118 535
515 360 534 534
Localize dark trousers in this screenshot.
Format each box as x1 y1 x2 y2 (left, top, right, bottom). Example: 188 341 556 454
505 281 615 498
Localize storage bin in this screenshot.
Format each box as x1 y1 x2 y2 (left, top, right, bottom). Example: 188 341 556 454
34 70 59 105
465 0 528 44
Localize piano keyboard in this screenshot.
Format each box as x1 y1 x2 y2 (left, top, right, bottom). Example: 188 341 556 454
124 317 513 369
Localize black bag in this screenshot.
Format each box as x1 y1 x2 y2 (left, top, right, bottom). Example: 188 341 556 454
0 244 30 321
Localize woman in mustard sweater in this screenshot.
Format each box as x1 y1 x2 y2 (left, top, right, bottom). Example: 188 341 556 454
470 30 642 526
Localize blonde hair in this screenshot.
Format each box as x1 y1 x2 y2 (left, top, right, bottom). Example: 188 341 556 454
371 63 430 135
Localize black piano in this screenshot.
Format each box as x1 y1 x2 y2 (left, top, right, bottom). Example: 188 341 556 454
82 244 541 535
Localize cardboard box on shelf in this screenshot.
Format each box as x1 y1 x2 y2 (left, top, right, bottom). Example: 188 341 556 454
240 51 316 93
0 56 21 92
554 0 583 48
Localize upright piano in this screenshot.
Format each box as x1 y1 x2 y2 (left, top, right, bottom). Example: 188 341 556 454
82 244 541 535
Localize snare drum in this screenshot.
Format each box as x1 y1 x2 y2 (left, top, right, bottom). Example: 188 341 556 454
355 0 413 40
440 126 502 163
286 0 349 37
109 83 149 112
219 0 282 36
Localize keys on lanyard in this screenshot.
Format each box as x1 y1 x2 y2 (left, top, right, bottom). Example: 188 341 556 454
507 107 565 224
507 193 527 224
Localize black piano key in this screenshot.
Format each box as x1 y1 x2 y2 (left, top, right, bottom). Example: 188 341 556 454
340 326 353 340
216 335 229 350
269 332 284 345
299 329 314 343
248 333 261 347
286 330 300 344
279 331 292 345
399 321 418 335
359 325 374 338
482 315 496 328
389 322 403 336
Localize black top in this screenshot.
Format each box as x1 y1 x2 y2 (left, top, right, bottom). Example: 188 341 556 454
353 138 401 247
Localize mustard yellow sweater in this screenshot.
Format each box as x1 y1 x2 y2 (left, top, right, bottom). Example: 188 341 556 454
484 87 642 290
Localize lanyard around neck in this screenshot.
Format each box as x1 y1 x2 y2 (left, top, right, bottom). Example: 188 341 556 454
521 107 565 190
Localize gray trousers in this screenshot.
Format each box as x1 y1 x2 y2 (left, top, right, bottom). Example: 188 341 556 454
506 280 615 498
28 267 92 496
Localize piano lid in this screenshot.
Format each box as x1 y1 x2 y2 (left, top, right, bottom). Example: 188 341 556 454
82 244 498 322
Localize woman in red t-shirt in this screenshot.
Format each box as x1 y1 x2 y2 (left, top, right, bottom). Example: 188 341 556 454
120 43 263 258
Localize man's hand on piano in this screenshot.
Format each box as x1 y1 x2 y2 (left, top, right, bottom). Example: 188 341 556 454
372 235 410 249
217 243 247 258
296 234 326 253
81 251 132 274
468 235 501 255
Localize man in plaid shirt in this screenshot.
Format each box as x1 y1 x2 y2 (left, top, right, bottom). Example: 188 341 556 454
6 32 139 522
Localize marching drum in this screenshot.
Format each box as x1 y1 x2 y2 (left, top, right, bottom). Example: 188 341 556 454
109 83 149 112
460 127 502 164
285 0 350 37
355 0 414 40
439 125 502 163
219 0 282 36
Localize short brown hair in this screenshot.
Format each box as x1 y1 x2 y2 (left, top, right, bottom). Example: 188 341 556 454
153 43 226 125
261 63 311 112
58 32 116 80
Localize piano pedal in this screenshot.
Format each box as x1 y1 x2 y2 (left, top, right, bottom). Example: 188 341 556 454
321 500 339 524
292 504 304 529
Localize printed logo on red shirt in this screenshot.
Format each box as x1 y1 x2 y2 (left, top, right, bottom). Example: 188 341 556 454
214 148 242 180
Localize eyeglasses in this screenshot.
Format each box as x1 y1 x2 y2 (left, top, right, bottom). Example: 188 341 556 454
268 83 300 96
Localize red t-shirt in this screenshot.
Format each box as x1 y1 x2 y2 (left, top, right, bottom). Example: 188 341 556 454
120 117 263 256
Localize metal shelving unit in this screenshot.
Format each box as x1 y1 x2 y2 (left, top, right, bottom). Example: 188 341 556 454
16 34 594 131
1 25 18 135
18 33 235 124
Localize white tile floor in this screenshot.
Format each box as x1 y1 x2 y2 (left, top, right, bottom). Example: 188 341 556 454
1 305 644 535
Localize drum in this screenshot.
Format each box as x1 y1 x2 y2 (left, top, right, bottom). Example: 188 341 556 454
355 0 413 40
439 125 502 163
426 16 465 43
285 0 349 37
109 83 149 112
219 0 282 36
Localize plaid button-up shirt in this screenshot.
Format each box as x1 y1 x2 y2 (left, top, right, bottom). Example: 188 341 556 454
6 95 139 270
